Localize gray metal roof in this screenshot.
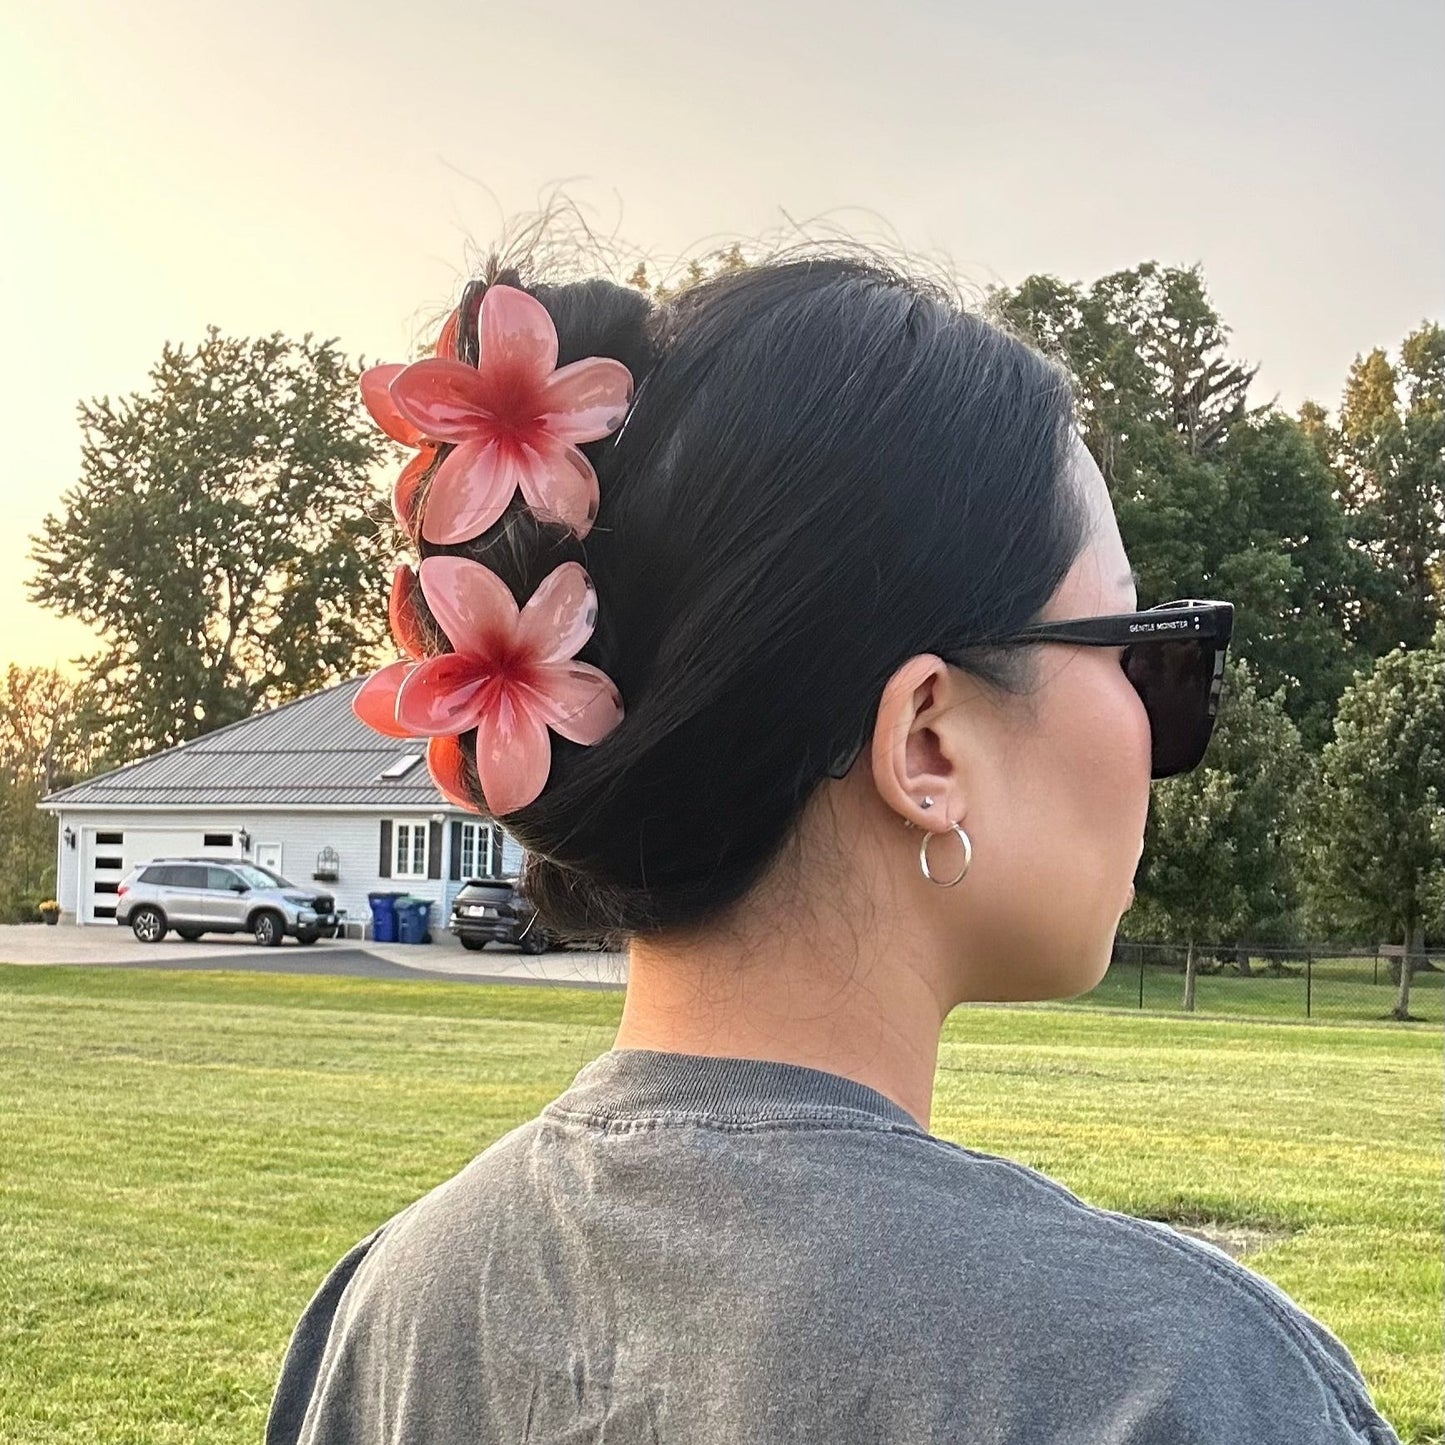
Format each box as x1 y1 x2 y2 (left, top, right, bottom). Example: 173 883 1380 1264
41 677 465 809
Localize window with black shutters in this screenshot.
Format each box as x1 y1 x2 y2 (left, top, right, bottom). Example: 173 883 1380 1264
387 821 429 879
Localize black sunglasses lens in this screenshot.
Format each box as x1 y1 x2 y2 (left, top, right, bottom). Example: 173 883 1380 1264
1123 638 1219 779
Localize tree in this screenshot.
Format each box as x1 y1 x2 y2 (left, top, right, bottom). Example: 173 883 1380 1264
626 241 749 302
1088 263 1259 458
29 330 393 761
1315 324 1445 654
994 263 1376 750
992 262 1256 483
1292 623 1445 1020
1124 658 1305 1007
0 667 105 921
1209 412 1371 748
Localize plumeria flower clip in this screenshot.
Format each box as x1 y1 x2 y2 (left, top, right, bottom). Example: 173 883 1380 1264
360 306 465 530
355 563 474 812
353 557 623 817
359 285 633 545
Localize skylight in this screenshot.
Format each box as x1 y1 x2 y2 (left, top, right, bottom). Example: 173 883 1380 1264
377 754 423 780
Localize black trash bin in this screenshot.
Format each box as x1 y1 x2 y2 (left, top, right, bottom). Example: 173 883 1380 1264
396 897 433 945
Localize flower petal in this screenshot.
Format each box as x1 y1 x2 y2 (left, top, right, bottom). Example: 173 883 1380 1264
389 359 496 442
360 365 425 447
419 438 520 546
353 660 416 738
427 734 476 810
394 653 489 735
516 434 600 539
539 358 634 443
417 554 520 658
475 690 552 815
392 447 434 530
516 561 598 664
434 306 460 360
533 661 624 745
388 563 428 661
480 285 558 389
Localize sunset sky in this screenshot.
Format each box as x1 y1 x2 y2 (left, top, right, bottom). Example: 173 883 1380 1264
2 0 1440 673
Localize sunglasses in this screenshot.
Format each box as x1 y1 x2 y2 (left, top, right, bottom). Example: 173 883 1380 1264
825 599 1235 782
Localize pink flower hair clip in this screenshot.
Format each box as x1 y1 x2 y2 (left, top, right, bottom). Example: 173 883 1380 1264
355 556 623 816
361 285 634 544
353 283 632 816
360 306 461 528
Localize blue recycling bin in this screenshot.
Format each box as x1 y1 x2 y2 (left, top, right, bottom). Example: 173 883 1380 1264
396 897 433 946
367 891 406 943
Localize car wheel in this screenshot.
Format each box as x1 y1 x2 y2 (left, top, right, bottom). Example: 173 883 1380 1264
252 911 285 947
459 936 488 951
176 928 204 942
519 929 551 956
130 907 167 944
295 929 320 946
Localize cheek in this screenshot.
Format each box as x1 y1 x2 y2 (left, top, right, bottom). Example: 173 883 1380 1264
1107 663 1153 785
1037 657 1152 835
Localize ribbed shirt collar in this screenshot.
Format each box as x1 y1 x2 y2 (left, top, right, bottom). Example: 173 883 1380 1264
545 1047 920 1129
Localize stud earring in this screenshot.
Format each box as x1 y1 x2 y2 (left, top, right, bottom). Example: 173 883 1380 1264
903 796 935 831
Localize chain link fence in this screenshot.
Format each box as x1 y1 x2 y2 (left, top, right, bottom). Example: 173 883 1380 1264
1063 942 1444 1024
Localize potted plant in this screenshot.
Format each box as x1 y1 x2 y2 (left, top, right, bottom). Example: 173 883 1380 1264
39 899 61 926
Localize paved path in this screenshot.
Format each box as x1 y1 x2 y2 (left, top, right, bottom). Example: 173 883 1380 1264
0 923 627 990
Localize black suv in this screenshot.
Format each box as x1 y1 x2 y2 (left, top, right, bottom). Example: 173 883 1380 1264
449 877 555 954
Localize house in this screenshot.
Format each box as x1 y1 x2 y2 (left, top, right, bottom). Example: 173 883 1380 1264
39 677 523 932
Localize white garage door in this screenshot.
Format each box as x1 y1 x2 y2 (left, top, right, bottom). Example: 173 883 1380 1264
82 826 240 924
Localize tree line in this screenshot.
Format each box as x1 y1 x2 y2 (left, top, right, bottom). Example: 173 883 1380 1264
6 258 1442 1017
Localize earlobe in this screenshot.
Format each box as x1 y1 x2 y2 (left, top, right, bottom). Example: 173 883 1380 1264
869 655 959 828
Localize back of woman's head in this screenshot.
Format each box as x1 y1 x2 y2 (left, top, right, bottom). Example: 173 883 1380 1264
400 251 1089 937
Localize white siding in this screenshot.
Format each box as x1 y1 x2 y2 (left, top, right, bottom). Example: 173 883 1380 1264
231 811 421 927
53 806 523 934
55 820 78 923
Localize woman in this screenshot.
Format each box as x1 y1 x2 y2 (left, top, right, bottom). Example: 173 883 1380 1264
266 253 1398 1443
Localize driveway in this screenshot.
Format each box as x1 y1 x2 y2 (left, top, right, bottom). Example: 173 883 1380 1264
0 922 627 990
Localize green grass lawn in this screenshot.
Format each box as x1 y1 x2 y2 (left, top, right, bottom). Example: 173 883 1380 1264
1 966 1440 1443
1074 952 1444 1023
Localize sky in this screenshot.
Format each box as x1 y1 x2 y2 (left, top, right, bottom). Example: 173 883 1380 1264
2 0 1441 674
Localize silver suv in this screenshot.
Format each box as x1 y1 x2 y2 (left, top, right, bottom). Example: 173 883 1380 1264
115 858 337 947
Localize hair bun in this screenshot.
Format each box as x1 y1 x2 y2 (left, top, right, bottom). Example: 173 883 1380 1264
381 256 1084 945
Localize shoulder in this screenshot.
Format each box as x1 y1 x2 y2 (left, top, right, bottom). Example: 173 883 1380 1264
264 1120 541 1445
886 1128 1400 1443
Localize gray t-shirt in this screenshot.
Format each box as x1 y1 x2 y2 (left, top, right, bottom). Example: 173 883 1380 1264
266 1047 1401 1443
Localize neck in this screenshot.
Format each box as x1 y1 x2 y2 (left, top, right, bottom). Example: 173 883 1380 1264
614 892 951 1131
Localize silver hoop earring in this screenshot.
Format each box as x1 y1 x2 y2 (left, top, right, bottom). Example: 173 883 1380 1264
920 822 972 888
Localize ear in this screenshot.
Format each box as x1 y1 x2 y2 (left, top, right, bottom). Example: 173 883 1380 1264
868 654 964 829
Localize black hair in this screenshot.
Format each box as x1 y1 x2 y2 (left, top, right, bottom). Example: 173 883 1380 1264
403 252 1090 937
